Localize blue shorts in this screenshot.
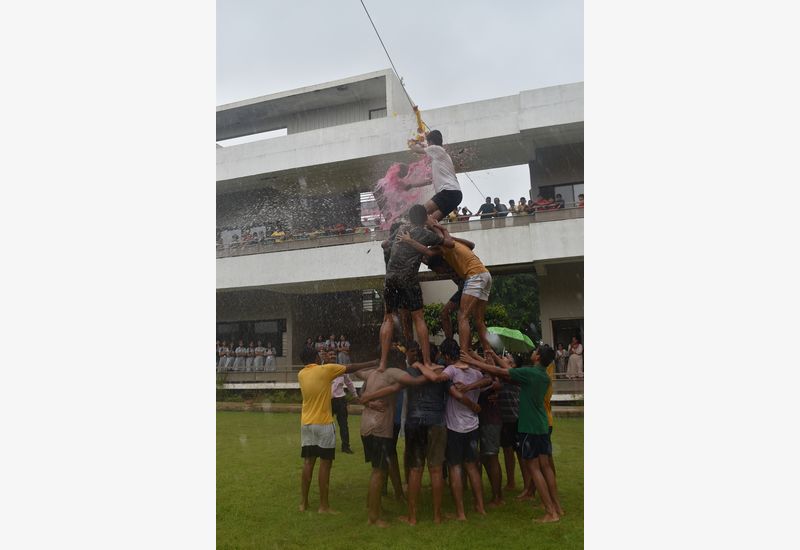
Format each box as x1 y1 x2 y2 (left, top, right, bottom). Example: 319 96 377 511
517 432 552 459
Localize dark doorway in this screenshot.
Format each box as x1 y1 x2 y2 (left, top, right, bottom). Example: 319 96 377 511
551 318 583 349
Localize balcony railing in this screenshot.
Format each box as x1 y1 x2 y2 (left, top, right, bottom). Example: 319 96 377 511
216 204 584 259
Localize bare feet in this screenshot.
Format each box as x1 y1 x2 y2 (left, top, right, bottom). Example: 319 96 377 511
487 498 505 508
298 503 308 512
318 507 340 514
433 515 442 525
504 483 516 491
445 512 466 522
398 515 417 526
534 513 560 523
516 491 534 501
368 519 389 528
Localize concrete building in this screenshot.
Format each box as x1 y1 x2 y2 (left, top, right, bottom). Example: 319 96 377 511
216 69 583 371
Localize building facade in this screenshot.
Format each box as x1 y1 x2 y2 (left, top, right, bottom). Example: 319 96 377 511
216 70 584 368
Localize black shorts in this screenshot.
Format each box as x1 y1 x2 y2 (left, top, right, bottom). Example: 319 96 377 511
500 421 518 449
431 189 463 216
445 428 480 465
301 445 335 461
362 435 393 471
384 278 423 313
390 423 401 454
549 425 553 436
517 432 552 460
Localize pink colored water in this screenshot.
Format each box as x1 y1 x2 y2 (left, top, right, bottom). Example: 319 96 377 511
372 157 434 229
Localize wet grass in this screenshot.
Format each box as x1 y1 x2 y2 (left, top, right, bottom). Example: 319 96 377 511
217 411 583 549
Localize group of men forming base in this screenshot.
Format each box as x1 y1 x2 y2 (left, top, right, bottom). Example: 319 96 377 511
297 130 563 525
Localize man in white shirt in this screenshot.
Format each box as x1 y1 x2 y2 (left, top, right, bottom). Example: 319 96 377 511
331 372 357 453
405 130 463 222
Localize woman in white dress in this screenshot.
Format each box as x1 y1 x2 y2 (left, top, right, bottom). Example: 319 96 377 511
233 339 247 371
225 340 237 370
245 340 256 371
217 340 229 371
566 336 584 379
264 342 277 372
337 334 351 365
555 343 568 376
325 333 337 354
253 340 266 371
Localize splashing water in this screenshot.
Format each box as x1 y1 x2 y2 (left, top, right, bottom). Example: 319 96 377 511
372 157 434 229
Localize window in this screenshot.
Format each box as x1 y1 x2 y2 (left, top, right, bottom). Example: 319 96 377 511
369 107 387 120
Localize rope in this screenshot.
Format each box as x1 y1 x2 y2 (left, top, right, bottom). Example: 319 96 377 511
359 0 416 111
358 0 483 198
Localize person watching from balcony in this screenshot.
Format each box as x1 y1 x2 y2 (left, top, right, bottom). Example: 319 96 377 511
493 197 509 217
477 197 496 219
314 335 325 353
325 333 337 352
458 206 473 221
508 199 516 214
554 194 565 210
532 195 553 212
265 342 277 372
217 340 230 371
405 130 463 223
516 197 529 215
578 193 584 208
271 224 286 243
246 340 256 371
379 205 448 371
233 339 247 371
337 334 351 366
253 340 266 371
225 341 237 370
566 336 583 379
446 207 458 223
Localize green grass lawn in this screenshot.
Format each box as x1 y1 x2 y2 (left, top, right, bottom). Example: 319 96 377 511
217 411 583 549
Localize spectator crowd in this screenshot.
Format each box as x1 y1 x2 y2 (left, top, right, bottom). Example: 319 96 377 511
216 339 278 372
217 194 584 250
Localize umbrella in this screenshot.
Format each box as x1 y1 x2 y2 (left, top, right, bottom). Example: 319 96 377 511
487 326 536 353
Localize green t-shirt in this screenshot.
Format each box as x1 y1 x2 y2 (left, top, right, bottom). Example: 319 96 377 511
509 365 551 435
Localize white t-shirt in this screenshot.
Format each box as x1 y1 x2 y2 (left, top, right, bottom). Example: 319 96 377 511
425 145 461 193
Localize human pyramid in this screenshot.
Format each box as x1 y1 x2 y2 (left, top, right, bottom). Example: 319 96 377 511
297 130 563 526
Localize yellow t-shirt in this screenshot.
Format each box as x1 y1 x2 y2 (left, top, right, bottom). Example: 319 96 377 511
298 363 347 425
440 241 487 279
544 361 555 426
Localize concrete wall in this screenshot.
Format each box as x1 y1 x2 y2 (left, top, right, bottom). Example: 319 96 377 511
216 217 584 291
287 97 387 134
538 262 584 346
217 82 583 183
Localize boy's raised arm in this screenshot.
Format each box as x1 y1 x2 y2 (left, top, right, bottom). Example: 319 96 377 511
459 351 510 379
345 358 379 374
